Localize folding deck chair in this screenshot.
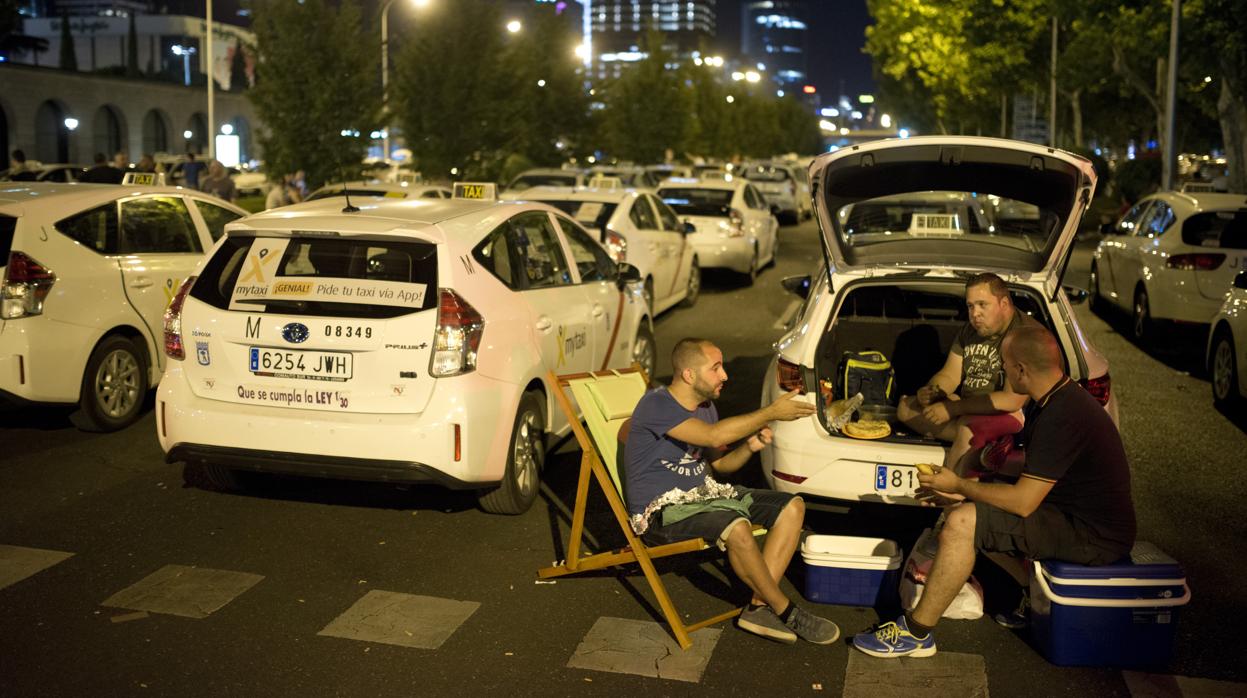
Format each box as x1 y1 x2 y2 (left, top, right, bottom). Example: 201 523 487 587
537 366 757 650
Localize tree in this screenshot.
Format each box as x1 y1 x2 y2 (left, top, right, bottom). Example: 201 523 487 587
1188 0 1247 192
229 40 248 92
248 0 381 188
58 12 76 71
392 0 517 180
598 29 690 162
126 13 139 78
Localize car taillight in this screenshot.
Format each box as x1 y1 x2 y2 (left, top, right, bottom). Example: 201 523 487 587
604 228 628 263
1 252 56 319
1166 253 1225 271
430 289 484 377
1080 373 1111 406
728 208 745 237
777 357 805 393
163 276 197 360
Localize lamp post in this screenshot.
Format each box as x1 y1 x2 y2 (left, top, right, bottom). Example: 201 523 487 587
381 0 430 163
171 44 196 86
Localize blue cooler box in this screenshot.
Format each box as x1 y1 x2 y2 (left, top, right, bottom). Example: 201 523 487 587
802 535 901 607
1031 541 1189 668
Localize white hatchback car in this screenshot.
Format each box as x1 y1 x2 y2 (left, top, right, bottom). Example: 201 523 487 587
0 181 247 430
157 184 653 514
759 136 1116 508
656 178 779 283
1091 191 1247 341
504 184 699 315
306 181 452 202
740 162 812 224
1208 272 1247 407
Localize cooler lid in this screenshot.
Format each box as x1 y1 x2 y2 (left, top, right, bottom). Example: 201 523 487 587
1041 542 1183 581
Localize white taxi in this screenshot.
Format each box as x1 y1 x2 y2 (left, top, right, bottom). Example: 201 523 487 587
1208 270 1247 407
0 177 247 430
759 137 1116 508
656 177 779 284
306 181 452 202
739 161 812 224
503 182 699 315
157 183 654 514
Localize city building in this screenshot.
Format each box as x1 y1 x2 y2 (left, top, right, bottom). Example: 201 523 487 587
741 0 808 89
588 1 717 81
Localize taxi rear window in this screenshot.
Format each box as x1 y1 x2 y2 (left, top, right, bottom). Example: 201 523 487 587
658 188 733 217
536 200 617 235
0 215 14 260
306 189 401 201
190 235 437 319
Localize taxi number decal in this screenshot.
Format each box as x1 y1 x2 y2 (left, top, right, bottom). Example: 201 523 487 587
325 325 373 339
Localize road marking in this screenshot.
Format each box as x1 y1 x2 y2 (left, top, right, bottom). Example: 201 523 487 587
844 649 988 697
101 564 264 619
0 544 74 591
566 616 721 683
773 299 802 330
318 590 480 650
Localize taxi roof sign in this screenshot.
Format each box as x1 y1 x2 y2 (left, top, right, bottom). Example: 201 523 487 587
122 171 164 186
586 176 624 190
452 182 497 201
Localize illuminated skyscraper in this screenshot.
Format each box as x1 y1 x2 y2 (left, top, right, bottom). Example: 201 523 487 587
588 1 717 80
741 0 808 88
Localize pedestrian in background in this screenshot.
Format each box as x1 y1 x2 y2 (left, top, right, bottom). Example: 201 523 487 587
7 150 38 181
199 160 237 202
182 152 206 189
135 154 156 173
265 173 303 210
80 153 123 184
112 152 129 173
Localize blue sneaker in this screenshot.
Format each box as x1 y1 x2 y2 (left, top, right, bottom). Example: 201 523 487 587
852 616 937 658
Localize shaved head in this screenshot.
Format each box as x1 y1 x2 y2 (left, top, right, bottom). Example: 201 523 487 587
672 338 713 376
1004 324 1062 373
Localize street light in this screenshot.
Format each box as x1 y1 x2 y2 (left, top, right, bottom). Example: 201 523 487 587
381 0 432 162
63 117 79 131
506 20 522 34
171 44 197 87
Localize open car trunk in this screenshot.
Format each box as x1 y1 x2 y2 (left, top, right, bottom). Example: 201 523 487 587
813 277 1054 444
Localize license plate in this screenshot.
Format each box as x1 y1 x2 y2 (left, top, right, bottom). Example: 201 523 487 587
875 464 919 496
249 347 352 382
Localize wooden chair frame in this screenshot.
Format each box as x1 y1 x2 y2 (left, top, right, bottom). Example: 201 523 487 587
537 366 744 650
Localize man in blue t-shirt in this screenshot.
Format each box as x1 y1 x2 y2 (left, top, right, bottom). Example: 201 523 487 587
626 337 839 645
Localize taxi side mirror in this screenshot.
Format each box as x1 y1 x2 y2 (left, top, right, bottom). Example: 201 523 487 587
782 274 811 299
682 221 696 235
616 262 642 289
1063 285 1089 305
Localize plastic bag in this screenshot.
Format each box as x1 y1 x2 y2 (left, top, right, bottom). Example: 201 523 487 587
898 527 985 620
823 392 864 433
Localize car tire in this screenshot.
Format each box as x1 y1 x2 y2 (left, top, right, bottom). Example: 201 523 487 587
744 243 759 286
769 234 779 268
1089 262 1106 314
73 335 148 432
1132 287 1152 343
479 390 545 515
632 322 657 379
1211 329 1241 407
643 277 655 315
679 259 700 308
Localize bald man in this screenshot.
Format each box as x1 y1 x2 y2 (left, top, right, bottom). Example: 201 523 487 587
852 324 1136 658
625 337 838 645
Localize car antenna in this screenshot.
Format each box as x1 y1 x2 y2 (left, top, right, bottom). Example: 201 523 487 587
338 161 359 214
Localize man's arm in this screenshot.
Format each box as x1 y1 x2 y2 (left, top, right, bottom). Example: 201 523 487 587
709 427 773 475
946 387 1028 418
667 390 813 449
920 467 1054 517
916 351 963 405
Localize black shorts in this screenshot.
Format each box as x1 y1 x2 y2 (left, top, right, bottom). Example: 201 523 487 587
973 502 1126 565
642 487 798 550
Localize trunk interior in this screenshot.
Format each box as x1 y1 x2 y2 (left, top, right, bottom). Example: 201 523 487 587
814 278 1052 444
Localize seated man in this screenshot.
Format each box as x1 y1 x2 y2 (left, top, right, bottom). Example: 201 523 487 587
626 337 838 645
852 324 1136 658
898 272 1037 474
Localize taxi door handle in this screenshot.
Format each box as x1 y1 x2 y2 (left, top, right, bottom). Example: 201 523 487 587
535 317 553 332
129 276 154 288
591 304 604 317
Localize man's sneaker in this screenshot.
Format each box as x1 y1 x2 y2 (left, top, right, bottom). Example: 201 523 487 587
852 616 937 658
784 605 841 645
994 594 1030 630
737 605 797 644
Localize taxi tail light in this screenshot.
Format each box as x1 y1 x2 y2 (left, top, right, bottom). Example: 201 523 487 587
728 208 745 237
603 228 628 263
431 289 483 377
1166 253 1225 271
1079 373 1112 407
777 357 805 393
1 252 56 319
163 276 197 360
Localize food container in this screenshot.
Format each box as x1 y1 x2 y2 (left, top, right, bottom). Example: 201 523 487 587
857 404 898 425
802 535 902 606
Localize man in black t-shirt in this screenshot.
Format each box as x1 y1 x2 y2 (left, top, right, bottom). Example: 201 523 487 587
852 324 1136 658
898 273 1037 474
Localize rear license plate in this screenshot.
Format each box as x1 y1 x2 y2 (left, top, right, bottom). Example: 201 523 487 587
249 347 352 382
875 464 919 496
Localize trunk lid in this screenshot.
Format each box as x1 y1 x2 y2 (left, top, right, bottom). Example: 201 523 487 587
810 137 1096 296
182 229 440 414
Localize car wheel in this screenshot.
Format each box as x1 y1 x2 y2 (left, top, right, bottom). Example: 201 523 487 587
1089 262 1106 313
1132 287 1152 343
769 234 779 268
632 323 656 379
479 390 545 515
744 243 759 286
1212 330 1241 407
74 335 148 432
643 277 655 315
679 259 700 308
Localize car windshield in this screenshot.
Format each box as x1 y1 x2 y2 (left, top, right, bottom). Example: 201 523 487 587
836 190 1057 256
510 173 578 190
741 166 791 182
536 200 618 233
306 188 401 201
658 188 733 217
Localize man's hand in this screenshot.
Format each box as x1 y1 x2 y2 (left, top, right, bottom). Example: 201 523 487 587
915 384 946 407
746 427 773 453
766 390 817 422
921 400 954 426
918 464 962 496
